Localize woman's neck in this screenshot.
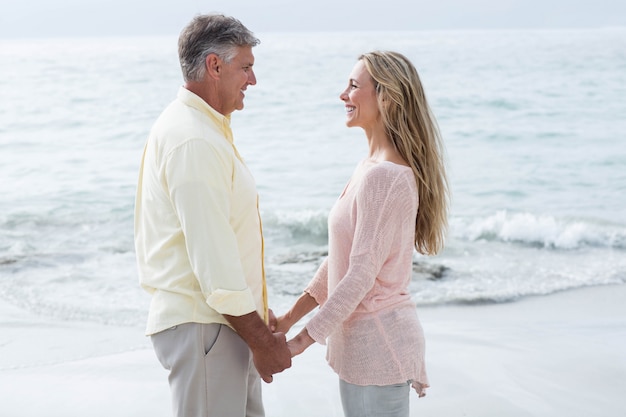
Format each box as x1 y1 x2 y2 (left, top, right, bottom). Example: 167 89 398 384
365 129 408 166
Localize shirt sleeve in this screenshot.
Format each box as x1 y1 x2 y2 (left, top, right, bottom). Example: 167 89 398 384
305 169 414 344
165 138 256 316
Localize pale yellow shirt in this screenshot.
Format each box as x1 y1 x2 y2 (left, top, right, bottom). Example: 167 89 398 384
134 87 267 336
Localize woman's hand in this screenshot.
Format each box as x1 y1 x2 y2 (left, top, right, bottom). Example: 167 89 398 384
274 291 319 335
274 313 292 334
287 328 315 357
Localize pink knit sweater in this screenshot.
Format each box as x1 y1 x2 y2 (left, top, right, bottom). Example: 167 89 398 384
305 160 429 395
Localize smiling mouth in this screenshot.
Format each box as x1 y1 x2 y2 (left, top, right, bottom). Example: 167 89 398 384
345 106 355 113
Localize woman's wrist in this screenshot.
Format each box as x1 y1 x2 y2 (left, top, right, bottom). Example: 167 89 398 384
295 327 315 349
287 327 315 357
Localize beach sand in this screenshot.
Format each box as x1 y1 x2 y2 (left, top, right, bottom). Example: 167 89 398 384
1 284 624 417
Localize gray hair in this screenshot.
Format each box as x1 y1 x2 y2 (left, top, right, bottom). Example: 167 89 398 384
178 14 260 82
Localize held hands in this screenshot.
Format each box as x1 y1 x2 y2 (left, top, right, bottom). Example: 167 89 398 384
253 328 314 383
224 311 291 384
272 311 315 358
267 290 320 368
252 330 291 383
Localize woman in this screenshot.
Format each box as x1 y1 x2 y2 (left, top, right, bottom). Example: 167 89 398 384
276 51 449 417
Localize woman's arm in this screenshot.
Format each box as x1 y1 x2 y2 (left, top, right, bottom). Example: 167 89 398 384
275 291 319 334
275 257 328 333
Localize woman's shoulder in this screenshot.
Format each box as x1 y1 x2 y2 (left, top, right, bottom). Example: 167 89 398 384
357 160 416 198
361 160 413 183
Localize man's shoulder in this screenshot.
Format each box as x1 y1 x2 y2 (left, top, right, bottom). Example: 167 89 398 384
150 99 226 152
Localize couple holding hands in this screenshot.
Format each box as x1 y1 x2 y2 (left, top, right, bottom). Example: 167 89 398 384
134 13 448 417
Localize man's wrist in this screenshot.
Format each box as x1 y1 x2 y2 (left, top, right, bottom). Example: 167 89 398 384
224 311 273 350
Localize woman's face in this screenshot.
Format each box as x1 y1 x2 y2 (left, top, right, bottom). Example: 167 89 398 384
339 60 380 130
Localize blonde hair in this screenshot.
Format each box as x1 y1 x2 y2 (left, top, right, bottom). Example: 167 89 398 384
359 51 449 255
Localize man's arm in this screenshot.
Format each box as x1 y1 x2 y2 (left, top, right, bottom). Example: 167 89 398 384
224 312 291 383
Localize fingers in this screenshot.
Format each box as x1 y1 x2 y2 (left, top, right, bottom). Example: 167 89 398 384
274 331 287 344
274 315 290 334
267 309 277 332
253 331 292 383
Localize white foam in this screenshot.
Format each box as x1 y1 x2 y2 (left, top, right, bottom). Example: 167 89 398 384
452 210 625 249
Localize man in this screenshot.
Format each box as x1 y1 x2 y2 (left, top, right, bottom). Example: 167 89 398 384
134 14 291 417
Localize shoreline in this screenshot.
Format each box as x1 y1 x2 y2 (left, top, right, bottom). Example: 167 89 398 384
1 284 624 416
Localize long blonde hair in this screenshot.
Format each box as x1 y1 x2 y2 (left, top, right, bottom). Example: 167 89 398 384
360 51 449 255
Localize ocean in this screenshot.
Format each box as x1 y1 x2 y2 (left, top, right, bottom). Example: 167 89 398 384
1 28 625 328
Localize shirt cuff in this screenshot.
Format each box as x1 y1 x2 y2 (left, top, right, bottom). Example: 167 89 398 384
206 288 257 316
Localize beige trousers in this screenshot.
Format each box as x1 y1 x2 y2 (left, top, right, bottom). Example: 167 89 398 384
151 323 264 417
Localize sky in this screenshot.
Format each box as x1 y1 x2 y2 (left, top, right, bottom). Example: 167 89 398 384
1 0 625 39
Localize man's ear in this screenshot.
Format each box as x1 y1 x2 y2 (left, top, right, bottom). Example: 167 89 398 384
206 54 221 79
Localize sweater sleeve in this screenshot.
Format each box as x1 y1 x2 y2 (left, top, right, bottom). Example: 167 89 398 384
305 167 415 344
305 257 329 305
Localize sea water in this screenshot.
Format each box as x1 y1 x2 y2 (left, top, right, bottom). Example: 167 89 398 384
1 29 625 327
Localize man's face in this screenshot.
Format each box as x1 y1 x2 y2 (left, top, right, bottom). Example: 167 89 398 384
216 45 256 115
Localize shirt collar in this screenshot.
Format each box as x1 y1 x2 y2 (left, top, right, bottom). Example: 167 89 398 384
177 86 234 143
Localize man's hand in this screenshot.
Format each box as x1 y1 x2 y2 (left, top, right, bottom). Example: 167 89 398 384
224 311 292 383
267 308 278 332
251 331 291 383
